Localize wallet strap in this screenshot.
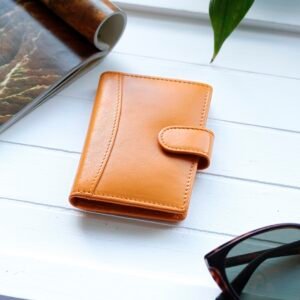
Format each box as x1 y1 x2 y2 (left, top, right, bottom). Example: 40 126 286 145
158 126 214 169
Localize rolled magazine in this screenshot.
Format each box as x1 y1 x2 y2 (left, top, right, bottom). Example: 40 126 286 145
0 0 127 132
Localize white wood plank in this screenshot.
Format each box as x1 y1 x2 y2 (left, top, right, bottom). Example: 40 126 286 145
113 11 300 78
0 143 78 209
0 199 225 300
116 0 300 30
115 0 209 15
191 174 300 234
115 0 210 18
248 0 300 29
208 119 300 188
0 143 298 236
0 95 93 154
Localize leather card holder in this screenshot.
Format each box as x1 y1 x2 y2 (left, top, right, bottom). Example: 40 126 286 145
69 72 214 222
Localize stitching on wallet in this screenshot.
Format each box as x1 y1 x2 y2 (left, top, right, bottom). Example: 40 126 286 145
104 72 212 89
88 74 122 194
73 191 189 210
161 127 214 135
182 162 197 208
76 73 210 210
159 127 213 156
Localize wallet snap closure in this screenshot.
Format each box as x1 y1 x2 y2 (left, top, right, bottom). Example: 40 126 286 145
158 126 214 169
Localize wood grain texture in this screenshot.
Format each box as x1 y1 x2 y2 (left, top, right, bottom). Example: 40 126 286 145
0 198 220 300
0 0 98 126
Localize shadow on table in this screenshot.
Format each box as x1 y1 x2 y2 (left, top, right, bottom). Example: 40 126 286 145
0 295 27 300
78 211 177 240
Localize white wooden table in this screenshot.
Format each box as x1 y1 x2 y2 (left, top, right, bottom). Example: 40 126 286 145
0 1 299 299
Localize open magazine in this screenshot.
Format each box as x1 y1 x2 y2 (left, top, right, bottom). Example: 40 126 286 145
0 0 126 133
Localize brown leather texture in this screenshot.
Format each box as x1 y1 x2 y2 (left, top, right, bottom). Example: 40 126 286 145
69 72 214 222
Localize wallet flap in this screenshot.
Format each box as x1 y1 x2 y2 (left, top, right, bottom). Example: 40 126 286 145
158 126 214 169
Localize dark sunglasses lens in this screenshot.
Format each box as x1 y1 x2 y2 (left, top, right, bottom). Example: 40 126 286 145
224 227 300 300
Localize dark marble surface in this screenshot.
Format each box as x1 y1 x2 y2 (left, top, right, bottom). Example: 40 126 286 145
0 0 99 126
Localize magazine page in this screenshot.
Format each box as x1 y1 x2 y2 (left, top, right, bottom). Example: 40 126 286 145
0 0 126 132
39 0 127 51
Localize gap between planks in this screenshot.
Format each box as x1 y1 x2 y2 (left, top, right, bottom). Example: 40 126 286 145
114 10 300 79
0 195 240 240
1 139 299 192
112 51 300 82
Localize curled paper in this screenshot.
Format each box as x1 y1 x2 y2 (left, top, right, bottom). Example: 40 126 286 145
0 0 126 132
40 0 127 52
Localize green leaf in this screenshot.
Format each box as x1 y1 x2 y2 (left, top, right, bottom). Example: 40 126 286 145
209 0 255 62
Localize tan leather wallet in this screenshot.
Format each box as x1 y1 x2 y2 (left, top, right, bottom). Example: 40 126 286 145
69 72 214 221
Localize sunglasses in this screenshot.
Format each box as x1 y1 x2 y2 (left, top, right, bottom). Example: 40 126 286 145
204 223 300 300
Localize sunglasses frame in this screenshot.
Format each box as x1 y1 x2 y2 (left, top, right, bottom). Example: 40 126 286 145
204 223 300 300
